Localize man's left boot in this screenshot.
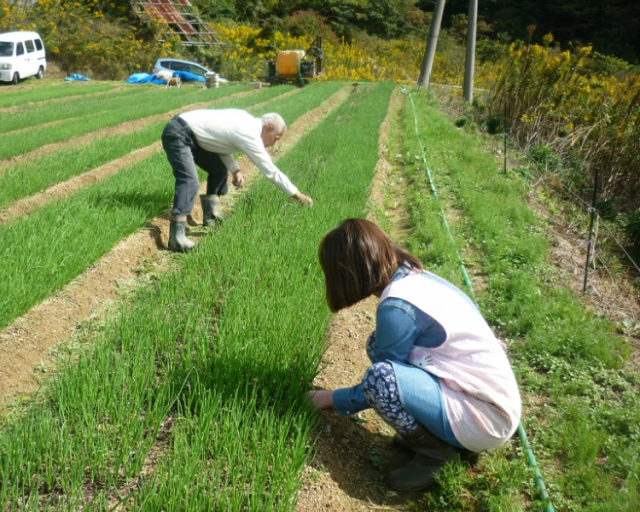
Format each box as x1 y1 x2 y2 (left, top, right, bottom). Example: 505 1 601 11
200 194 223 227
386 425 459 492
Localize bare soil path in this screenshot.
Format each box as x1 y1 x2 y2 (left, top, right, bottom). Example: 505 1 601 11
0 86 351 404
295 89 423 511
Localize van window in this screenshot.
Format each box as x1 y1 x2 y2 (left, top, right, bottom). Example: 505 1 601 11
0 42 13 57
25 40 35 53
159 60 173 69
16 43 24 56
34 39 43 51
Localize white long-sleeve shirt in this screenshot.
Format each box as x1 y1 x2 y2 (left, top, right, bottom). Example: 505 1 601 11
178 109 298 196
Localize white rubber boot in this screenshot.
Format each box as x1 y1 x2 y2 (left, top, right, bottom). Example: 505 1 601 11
200 194 223 227
168 218 196 252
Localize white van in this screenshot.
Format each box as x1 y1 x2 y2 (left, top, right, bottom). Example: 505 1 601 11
0 31 47 85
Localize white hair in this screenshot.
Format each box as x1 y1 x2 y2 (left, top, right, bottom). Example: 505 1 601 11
260 113 286 134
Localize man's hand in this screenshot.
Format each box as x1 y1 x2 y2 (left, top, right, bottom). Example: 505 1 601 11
308 390 334 410
292 191 313 207
232 170 245 188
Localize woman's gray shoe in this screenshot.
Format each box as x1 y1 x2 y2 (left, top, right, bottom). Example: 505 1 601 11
386 425 458 492
393 433 413 454
200 194 223 226
168 219 196 252
393 432 479 464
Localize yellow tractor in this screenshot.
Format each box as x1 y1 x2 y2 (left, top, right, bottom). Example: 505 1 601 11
267 36 323 86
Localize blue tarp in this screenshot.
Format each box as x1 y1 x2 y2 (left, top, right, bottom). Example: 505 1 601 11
172 70 205 83
124 73 165 84
65 73 91 82
125 70 206 85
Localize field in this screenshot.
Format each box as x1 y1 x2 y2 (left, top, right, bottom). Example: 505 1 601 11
0 79 638 511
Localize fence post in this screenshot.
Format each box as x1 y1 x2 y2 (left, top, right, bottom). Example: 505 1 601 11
583 167 599 293
504 95 508 174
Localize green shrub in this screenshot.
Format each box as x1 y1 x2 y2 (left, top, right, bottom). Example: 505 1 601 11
626 208 640 249
529 144 561 171
595 198 617 221
485 114 502 134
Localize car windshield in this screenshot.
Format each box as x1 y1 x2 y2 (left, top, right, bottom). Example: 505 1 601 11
0 42 14 57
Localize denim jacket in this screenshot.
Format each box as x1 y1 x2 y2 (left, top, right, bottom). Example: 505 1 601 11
332 266 447 416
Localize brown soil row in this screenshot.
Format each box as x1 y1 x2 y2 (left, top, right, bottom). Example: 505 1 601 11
295 88 423 511
0 85 351 405
0 88 260 173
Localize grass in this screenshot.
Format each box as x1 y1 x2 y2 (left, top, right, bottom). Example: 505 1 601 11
0 82 117 109
0 82 394 510
396 88 639 511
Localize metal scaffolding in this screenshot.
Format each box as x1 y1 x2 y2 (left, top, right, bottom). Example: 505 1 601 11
132 0 224 47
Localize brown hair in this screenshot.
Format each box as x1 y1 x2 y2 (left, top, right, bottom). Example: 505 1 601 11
318 218 423 312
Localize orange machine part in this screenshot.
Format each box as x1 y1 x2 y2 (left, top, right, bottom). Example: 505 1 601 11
276 51 305 78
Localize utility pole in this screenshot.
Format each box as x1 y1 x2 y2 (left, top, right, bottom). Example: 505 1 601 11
418 0 446 88
463 0 478 102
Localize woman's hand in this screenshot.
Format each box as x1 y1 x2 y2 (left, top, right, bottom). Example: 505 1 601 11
308 389 334 410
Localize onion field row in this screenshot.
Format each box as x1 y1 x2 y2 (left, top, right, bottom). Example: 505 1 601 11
0 82 118 109
0 82 394 510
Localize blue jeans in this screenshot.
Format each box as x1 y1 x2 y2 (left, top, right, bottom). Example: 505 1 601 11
361 360 463 448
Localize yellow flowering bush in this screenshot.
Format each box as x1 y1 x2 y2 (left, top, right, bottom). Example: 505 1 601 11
487 41 640 207
0 0 173 79
212 22 465 84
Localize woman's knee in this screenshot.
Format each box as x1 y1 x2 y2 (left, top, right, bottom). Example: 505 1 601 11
362 361 397 403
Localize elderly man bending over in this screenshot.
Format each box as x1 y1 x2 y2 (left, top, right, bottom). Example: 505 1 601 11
162 109 314 252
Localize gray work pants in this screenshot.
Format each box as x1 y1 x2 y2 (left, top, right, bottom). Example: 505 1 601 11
161 115 229 217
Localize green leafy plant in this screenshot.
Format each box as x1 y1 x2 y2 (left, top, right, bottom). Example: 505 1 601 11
626 208 640 249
